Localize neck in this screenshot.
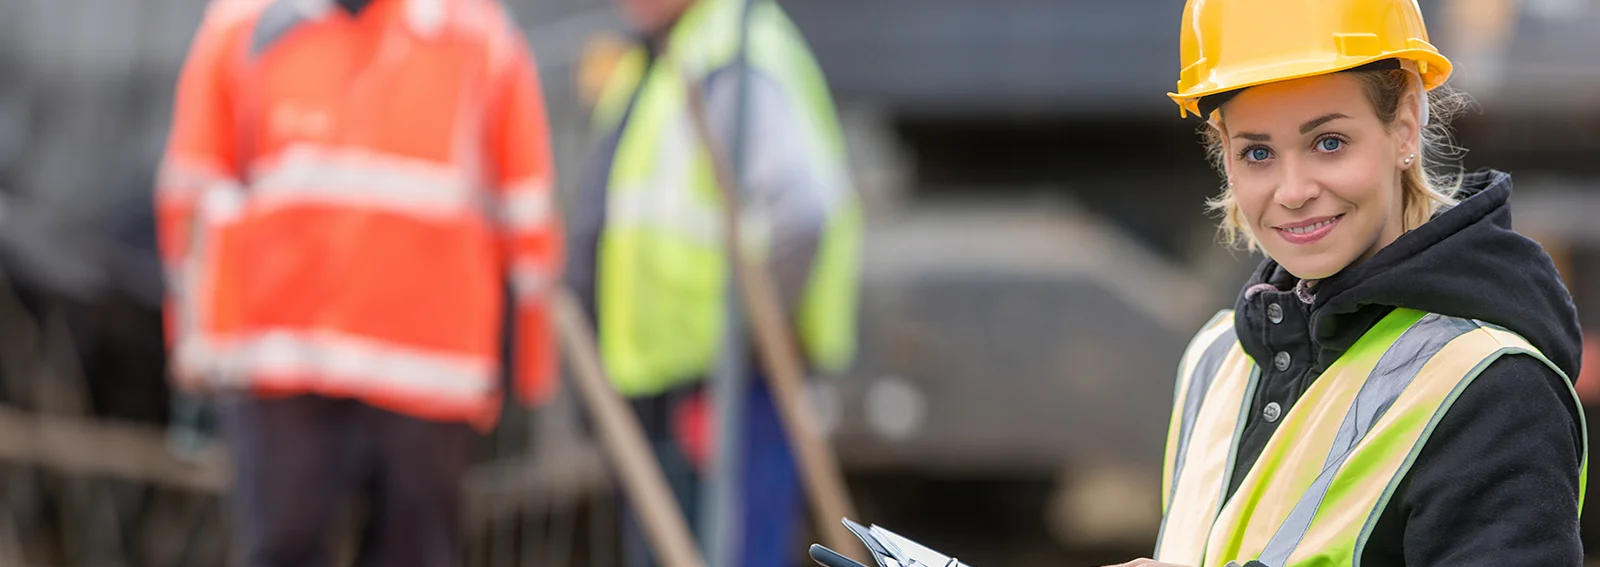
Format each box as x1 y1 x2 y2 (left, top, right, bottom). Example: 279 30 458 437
337 0 374 15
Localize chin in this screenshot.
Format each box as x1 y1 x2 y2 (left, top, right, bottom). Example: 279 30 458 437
1267 250 1355 281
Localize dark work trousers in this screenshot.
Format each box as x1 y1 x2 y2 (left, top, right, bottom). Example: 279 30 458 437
223 394 474 567
619 376 804 567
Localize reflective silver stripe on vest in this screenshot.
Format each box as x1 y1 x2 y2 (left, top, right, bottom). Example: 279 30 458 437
1167 325 1243 508
1254 314 1480 566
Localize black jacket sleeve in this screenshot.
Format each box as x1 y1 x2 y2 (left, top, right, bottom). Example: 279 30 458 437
1360 354 1584 567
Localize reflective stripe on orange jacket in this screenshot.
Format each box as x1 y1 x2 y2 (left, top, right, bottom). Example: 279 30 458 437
156 0 561 429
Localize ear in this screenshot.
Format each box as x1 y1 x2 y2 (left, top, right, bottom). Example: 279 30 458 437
1393 88 1422 169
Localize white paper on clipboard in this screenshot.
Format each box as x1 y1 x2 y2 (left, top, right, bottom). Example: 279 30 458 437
838 518 970 567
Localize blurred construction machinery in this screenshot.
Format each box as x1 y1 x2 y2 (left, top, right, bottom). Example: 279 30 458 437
1 0 1599 566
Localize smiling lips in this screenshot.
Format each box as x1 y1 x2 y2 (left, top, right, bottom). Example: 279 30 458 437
1276 214 1343 244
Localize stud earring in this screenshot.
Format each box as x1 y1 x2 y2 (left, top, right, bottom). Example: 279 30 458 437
1403 154 1415 166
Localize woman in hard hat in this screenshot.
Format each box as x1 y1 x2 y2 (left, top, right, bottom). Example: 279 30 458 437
1109 1 1588 566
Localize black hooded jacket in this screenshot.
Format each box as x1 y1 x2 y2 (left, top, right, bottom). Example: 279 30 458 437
1225 170 1585 566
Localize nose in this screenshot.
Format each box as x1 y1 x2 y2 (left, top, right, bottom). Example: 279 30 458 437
1274 157 1320 210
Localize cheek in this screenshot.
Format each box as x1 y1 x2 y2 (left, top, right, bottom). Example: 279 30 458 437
1318 148 1397 212
1230 178 1275 230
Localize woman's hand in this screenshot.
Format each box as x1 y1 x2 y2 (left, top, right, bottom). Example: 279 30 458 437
1101 559 1192 567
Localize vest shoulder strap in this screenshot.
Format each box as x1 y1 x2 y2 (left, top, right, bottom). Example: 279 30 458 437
1163 309 1242 507
1156 309 1260 564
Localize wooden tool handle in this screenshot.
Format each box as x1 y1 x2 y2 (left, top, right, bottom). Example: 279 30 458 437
682 75 871 564
552 288 707 567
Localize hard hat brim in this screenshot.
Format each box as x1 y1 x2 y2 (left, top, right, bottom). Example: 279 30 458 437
1168 50 1453 119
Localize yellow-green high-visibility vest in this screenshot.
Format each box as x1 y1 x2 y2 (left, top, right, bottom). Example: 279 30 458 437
1156 308 1588 567
588 0 862 397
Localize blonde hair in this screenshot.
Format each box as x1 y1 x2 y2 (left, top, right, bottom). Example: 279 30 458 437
1200 69 1473 251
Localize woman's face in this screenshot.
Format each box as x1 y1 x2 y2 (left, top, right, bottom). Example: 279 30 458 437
1218 73 1419 280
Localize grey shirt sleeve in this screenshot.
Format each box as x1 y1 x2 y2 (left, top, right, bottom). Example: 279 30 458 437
702 65 837 314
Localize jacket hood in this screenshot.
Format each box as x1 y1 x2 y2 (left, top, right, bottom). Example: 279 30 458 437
1235 170 1584 381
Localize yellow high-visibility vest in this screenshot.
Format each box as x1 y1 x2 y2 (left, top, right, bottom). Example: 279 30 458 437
589 0 861 397
1156 308 1587 567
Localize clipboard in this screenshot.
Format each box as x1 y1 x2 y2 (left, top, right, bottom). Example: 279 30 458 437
809 543 869 567
808 518 968 567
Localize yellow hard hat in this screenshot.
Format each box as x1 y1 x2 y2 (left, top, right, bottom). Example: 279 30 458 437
1170 0 1454 118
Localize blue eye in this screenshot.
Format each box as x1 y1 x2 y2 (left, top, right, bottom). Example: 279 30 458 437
1318 137 1343 152
1247 147 1271 162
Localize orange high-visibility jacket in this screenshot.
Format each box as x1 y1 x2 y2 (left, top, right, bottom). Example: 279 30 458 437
155 0 561 430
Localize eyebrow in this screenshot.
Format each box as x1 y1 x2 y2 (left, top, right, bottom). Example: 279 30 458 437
1231 112 1353 142
1299 112 1351 134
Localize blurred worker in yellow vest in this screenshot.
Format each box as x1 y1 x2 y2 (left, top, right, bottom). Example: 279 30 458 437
1106 1 1587 566
566 0 862 565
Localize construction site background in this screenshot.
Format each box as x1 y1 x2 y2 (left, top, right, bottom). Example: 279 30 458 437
0 0 1598 566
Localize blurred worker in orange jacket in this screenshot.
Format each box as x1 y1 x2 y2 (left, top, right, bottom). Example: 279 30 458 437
154 0 561 564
